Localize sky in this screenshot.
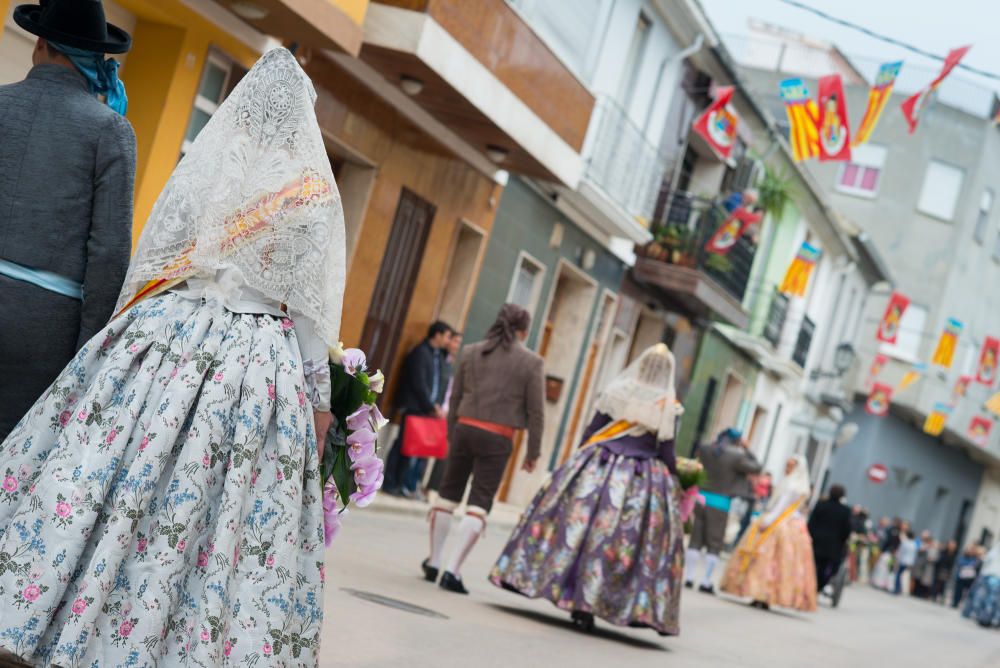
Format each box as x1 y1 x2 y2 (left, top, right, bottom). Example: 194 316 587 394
699 0 1000 116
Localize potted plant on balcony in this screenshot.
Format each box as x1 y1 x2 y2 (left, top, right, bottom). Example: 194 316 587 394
757 163 794 224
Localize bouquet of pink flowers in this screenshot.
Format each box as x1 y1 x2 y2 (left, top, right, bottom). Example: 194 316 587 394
675 456 707 530
321 345 387 545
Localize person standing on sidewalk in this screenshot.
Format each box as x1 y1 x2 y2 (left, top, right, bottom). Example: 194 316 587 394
422 304 545 594
0 0 136 440
684 429 762 593
424 331 464 494
894 527 918 595
383 321 453 496
953 544 984 608
808 484 852 591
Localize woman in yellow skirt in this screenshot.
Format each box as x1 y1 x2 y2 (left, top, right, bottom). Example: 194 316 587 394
720 455 817 611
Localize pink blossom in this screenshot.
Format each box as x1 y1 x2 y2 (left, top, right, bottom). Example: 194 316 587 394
267 384 276 401
119 620 134 637
208 542 215 555
2 476 17 492
77 409 88 422
276 470 284 481
55 501 72 517
139 436 149 452
251 470 258 486
341 349 366 376
369 404 388 432
177 539 186 552
319 564 326 583
136 537 147 553
170 368 179 379
263 643 273 656
281 318 294 331
105 429 118 444
202 454 210 468
346 427 376 462
101 336 112 349
265 555 275 568
129 344 139 353
297 391 306 408
71 598 87 615
200 629 210 642
234 545 240 563
224 640 233 657
18 464 31 478
346 406 372 432
59 410 72 427
197 551 209 568
22 584 41 602
323 480 342 547
368 369 385 394
351 455 383 493
214 372 224 382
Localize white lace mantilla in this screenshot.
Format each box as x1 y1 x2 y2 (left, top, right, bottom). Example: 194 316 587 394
116 48 346 346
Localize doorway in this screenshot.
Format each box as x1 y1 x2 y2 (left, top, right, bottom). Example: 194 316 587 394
711 372 746 439
359 188 436 382
435 221 487 329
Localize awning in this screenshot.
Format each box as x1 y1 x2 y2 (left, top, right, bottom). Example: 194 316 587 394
214 0 364 56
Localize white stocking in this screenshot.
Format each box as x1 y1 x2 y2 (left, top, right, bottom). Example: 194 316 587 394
444 511 486 577
703 554 719 586
685 548 702 583
427 508 452 569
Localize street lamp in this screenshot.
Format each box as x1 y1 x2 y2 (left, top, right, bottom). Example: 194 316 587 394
810 342 856 381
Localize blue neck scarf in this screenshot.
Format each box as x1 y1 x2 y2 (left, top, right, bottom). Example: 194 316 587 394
49 42 128 116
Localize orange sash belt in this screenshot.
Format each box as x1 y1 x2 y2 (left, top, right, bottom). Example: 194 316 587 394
458 417 516 440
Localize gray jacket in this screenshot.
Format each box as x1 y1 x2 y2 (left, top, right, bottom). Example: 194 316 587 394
0 64 136 346
699 442 762 498
448 339 545 461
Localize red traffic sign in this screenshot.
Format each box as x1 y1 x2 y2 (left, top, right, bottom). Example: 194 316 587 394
867 463 889 484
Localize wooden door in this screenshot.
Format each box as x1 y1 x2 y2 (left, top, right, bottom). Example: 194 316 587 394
359 187 436 380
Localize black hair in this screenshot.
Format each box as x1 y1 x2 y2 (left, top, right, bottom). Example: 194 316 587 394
427 321 453 339
828 484 846 501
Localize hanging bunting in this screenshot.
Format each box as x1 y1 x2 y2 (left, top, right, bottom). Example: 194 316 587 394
779 78 820 161
865 353 889 390
923 402 952 437
779 242 821 297
969 416 993 447
865 382 893 416
854 61 904 146
931 318 964 369
692 85 739 161
900 46 971 134
985 391 1000 417
705 207 763 254
896 362 927 393
977 336 1000 386
876 292 910 344
953 374 973 402
817 74 852 161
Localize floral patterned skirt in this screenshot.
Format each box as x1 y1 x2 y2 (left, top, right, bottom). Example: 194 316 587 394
489 445 685 635
720 514 817 612
0 292 324 667
963 575 1000 627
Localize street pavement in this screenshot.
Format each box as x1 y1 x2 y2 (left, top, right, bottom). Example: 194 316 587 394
321 506 1000 668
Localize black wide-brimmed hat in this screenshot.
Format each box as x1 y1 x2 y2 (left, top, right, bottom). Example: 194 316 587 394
14 0 131 54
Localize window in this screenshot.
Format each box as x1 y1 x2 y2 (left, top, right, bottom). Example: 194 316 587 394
180 51 244 156
975 189 994 244
880 303 928 362
617 12 652 108
835 144 887 198
507 253 546 318
917 160 964 221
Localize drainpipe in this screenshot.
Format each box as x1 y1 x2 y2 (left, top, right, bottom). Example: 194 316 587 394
642 33 705 135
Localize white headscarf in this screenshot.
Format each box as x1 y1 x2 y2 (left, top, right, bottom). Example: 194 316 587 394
593 343 683 440
116 48 346 345
770 454 812 502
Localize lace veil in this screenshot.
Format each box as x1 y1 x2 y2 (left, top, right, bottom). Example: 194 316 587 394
594 343 683 440
116 48 346 345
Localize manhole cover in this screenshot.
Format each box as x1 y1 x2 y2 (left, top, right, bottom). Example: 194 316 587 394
341 588 449 619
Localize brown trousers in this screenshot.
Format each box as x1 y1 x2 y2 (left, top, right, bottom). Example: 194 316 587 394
438 423 512 513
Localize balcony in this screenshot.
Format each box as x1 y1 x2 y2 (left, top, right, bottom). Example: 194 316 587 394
793 315 815 368
214 0 366 55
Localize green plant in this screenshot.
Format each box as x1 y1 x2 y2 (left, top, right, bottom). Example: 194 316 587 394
704 252 733 274
757 164 795 222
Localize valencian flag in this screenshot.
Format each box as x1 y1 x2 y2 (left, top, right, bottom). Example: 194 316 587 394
896 362 926 393
876 292 910 344
969 416 993 447
817 74 851 161
985 391 1000 417
779 242 821 297
923 402 952 437
692 86 739 161
866 353 889 390
780 78 820 161
866 383 893 416
854 61 903 146
953 374 973 401
931 318 963 369
901 46 971 134
705 207 763 254
977 336 1000 386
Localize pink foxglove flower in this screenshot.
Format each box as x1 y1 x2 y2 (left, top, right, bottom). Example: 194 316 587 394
346 428 377 462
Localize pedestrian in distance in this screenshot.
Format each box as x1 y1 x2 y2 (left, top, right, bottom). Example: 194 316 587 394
423 304 545 595
0 0 136 441
808 484 852 592
962 542 1000 628
490 344 687 636
953 544 984 609
934 540 958 604
424 330 464 494
894 526 918 595
683 428 762 594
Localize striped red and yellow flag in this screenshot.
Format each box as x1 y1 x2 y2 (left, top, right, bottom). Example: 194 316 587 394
780 78 820 162
854 61 903 146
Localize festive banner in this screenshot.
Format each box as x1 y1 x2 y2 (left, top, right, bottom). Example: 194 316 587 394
931 318 964 369
896 362 927 393
779 79 820 161
779 242 821 297
817 74 851 161
977 336 1000 386
923 402 952 436
953 375 973 401
901 46 971 134
865 353 889 390
969 416 993 447
986 392 1000 417
705 207 763 254
692 86 739 161
854 61 903 146
865 383 893 417
877 292 910 344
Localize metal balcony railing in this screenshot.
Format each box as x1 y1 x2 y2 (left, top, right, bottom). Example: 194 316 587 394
585 96 673 225
763 290 789 348
793 315 816 368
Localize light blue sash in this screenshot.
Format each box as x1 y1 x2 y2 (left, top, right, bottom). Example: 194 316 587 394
0 259 83 300
702 490 732 512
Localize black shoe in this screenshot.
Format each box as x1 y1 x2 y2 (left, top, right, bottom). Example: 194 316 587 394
684 580 694 589
421 559 439 583
571 610 595 633
439 571 469 595
698 584 715 595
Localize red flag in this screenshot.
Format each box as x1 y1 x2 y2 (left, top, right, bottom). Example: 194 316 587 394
977 336 1000 386
901 46 971 134
876 292 910 344
705 207 763 254
817 74 851 161
692 86 739 161
866 383 893 416
865 354 889 390
953 375 972 401
969 416 993 447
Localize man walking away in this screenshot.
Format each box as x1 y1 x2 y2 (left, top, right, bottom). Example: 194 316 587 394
0 0 135 439
383 321 453 496
423 304 544 594
953 544 983 608
808 484 852 591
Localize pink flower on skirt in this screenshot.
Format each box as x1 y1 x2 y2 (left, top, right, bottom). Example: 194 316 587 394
276 470 284 481
2 476 17 492
119 621 134 637
77 409 88 422
263 643 273 656
224 640 233 656
55 501 72 517
200 629 210 642
136 537 147 553
71 598 87 615
214 372 224 382
267 384 276 401
177 539 187 552
265 555 275 568
106 429 118 444
170 368 179 379
197 551 209 568
202 454 211 468
281 318 294 331
128 344 139 353
139 436 149 451
59 410 71 426
22 584 41 602
297 391 306 408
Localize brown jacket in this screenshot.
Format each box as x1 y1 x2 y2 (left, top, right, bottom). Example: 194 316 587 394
448 339 546 461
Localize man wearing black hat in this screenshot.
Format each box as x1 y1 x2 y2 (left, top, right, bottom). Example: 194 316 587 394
0 0 136 441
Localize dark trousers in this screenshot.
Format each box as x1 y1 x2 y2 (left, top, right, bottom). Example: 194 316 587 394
404 457 427 493
815 554 842 591
384 420 411 493
953 577 975 608
894 565 910 595
438 423 512 513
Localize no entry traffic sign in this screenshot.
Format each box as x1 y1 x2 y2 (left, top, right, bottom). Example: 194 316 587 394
867 463 888 484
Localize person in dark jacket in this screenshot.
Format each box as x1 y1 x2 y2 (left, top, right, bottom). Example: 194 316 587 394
808 484 853 591
934 540 958 603
383 320 454 495
0 0 136 440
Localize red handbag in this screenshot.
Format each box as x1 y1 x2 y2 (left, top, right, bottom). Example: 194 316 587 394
401 416 449 458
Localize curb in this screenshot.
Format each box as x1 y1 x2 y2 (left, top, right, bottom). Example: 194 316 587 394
368 494 523 531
